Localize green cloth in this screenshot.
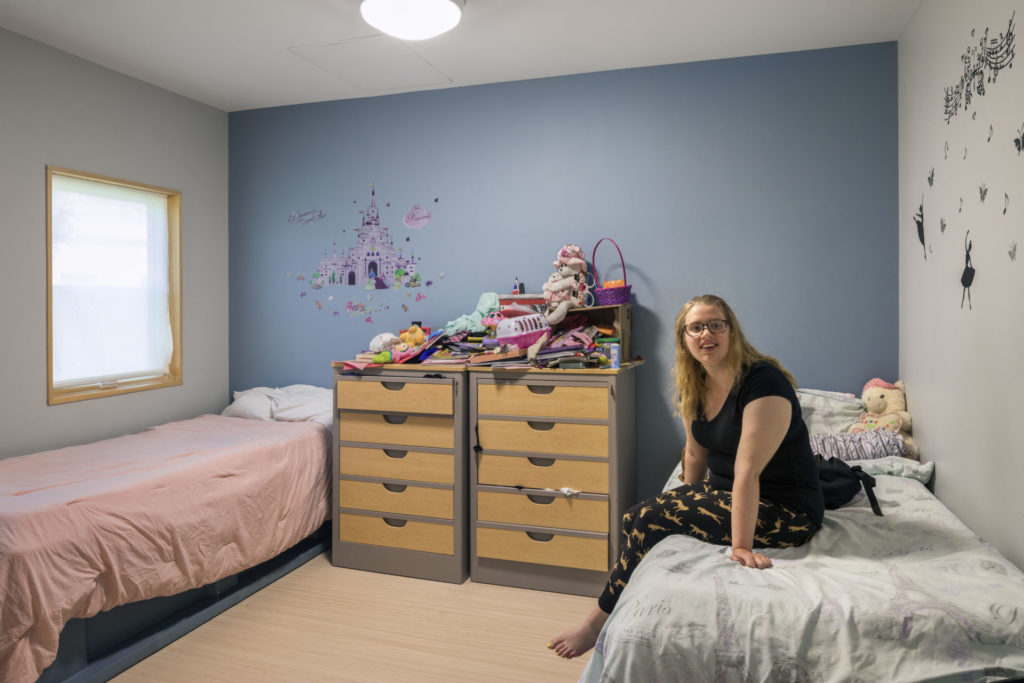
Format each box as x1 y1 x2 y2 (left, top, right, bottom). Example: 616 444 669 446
444 292 500 335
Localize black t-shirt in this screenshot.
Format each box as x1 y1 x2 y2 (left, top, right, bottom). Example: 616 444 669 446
691 361 825 527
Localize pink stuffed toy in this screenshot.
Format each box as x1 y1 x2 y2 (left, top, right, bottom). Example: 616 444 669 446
542 244 588 325
848 378 918 458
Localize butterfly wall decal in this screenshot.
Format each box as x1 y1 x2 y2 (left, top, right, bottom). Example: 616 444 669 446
1015 122 1024 154
1010 242 1018 262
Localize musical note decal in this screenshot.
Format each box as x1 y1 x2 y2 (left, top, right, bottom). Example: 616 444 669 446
943 12 1016 123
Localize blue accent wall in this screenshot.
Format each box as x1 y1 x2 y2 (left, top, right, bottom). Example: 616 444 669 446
229 42 898 499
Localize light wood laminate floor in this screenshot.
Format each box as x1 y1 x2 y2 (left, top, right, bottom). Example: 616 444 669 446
113 553 594 682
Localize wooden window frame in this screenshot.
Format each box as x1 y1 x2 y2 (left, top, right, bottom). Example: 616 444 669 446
46 166 182 405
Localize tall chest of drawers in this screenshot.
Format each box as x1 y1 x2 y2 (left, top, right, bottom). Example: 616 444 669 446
332 364 468 583
469 366 638 597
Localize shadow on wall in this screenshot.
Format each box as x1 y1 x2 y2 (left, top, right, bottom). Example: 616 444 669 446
631 303 683 500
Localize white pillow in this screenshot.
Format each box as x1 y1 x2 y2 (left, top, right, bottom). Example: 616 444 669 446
797 388 864 433
221 387 275 420
271 385 333 425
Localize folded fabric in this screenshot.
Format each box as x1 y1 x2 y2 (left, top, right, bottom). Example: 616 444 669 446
810 430 908 462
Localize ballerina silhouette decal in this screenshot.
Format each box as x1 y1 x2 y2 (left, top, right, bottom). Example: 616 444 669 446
914 200 926 260
961 231 976 310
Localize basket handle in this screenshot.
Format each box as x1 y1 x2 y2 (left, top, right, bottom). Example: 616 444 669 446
591 238 628 288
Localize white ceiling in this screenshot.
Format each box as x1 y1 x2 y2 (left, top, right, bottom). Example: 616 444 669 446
0 0 922 113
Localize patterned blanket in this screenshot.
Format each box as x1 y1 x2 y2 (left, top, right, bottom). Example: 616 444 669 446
581 458 1024 682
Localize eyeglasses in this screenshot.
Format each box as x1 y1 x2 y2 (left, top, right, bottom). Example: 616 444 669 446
683 319 729 337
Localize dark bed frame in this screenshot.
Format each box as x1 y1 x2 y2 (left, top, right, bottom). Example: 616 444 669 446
37 522 329 683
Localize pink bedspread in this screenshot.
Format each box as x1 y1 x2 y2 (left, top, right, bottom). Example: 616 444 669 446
0 415 331 683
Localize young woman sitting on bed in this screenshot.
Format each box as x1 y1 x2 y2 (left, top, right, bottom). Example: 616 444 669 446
549 293 826 659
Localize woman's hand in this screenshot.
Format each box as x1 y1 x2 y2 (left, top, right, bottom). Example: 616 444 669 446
730 547 772 569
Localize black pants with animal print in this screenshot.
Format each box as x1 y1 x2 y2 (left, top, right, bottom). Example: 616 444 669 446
597 481 817 613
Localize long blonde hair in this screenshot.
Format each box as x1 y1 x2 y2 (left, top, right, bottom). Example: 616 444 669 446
673 294 796 421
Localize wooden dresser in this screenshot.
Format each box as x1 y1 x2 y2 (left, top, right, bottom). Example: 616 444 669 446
331 364 468 583
468 364 638 597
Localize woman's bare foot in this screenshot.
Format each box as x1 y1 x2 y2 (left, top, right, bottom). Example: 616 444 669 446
547 606 610 659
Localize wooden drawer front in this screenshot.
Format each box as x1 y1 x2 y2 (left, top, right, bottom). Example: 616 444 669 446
339 513 453 555
477 419 608 457
477 490 608 533
340 413 453 449
477 383 608 420
476 527 607 572
340 446 453 485
476 454 608 493
340 479 452 519
338 379 453 415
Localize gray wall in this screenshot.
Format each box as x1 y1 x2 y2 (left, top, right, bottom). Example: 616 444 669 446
228 43 899 500
0 28 230 460
899 0 1024 569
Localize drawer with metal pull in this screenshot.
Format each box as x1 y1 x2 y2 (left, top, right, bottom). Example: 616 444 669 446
476 382 608 420
339 477 453 519
476 486 608 532
340 445 453 484
338 511 454 555
476 453 608 493
337 377 453 415
475 523 607 571
476 418 608 457
339 412 454 449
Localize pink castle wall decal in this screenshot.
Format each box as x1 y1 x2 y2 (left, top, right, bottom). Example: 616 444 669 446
313 187 420 290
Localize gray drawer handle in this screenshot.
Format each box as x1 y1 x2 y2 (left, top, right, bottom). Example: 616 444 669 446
383 414 408 424
527 385 555 395
527 457 555 467
383 483 408 493
382 517 408 527
526 531 554 542
381 381 406 391
526 420 554 431
383 449 408 459
526 493 555 505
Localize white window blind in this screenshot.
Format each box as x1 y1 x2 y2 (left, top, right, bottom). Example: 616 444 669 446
48 169 180 400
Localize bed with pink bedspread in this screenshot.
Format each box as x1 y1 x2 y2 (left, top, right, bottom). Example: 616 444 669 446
0 414 331 683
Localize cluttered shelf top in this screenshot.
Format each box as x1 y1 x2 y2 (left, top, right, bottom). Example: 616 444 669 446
330 359 644 374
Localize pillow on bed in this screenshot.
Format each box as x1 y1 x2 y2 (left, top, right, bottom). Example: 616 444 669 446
809 430 908 462
271 385 333 426
221 387 275 420
797 388 863 433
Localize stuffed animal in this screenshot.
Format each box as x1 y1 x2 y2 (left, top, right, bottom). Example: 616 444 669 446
542 244 588 325
400 324 425 347
848 378 919 458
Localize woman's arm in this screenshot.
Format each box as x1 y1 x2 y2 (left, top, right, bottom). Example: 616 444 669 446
730 395 791 569
681 418 708 486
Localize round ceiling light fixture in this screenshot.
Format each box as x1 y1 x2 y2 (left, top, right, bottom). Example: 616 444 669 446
360 0 465 41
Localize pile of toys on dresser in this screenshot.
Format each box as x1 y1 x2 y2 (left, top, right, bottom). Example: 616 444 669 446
352 243 630 370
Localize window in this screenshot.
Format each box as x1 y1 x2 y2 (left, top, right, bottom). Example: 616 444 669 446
47 167 182 404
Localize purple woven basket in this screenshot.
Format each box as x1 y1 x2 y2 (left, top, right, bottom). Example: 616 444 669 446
591 238 632 306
